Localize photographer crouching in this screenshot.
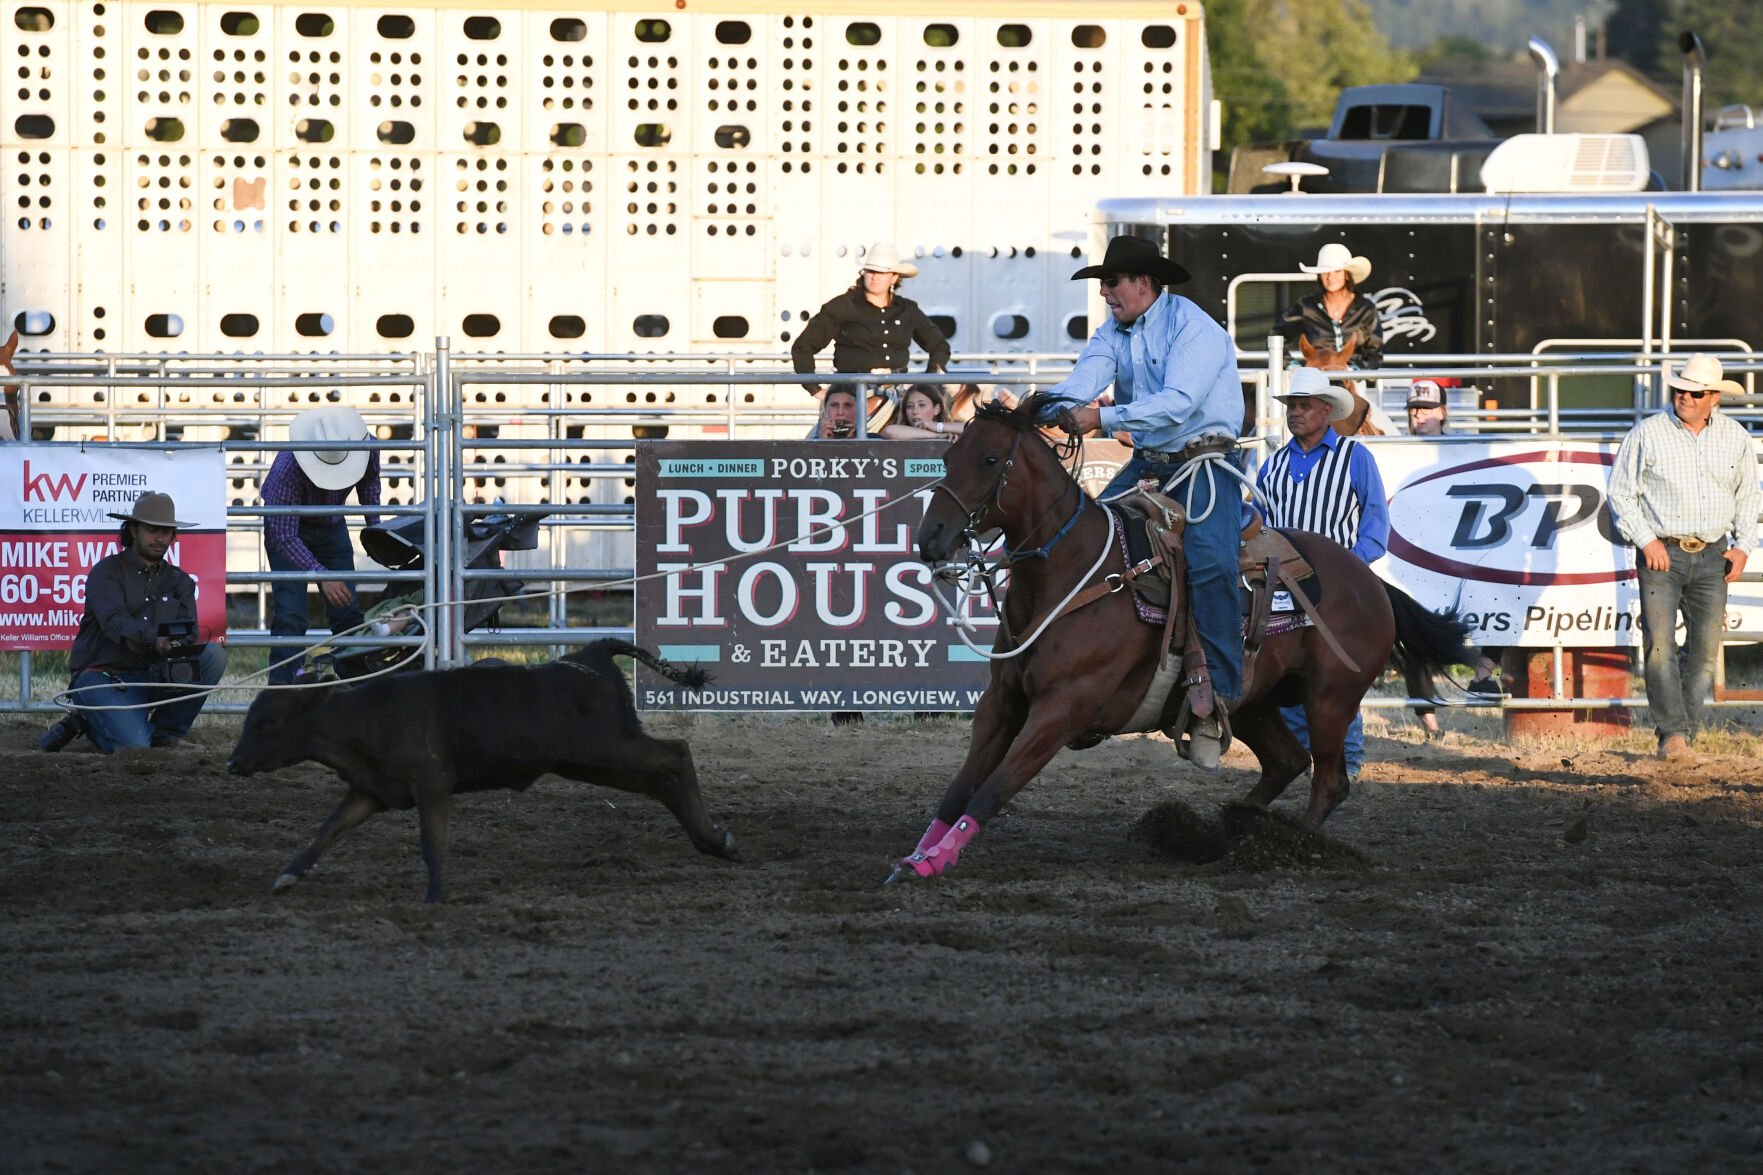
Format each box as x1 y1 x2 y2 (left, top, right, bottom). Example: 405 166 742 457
40 491 228 754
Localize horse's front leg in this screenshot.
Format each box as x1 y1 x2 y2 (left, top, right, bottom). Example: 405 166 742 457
900 689 1085 879
901 679 1026 863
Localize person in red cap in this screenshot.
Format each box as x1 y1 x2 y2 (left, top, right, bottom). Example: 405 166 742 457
1405 379 1449 436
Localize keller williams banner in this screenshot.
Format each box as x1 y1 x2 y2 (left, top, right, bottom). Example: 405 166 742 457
0 446 229 650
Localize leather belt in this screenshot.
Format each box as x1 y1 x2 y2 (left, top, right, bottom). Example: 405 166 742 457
1138 435 1238 465
1662 536 1710 553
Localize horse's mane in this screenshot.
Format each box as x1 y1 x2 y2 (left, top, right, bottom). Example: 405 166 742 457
974 390 1067 435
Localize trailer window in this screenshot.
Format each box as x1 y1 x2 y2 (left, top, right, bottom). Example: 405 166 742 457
1337 104 1431 141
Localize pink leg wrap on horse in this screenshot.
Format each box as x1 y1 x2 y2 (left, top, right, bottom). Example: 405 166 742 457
913 818 953 855
903 815 982 877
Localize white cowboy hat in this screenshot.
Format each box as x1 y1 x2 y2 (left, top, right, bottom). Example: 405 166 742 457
861 242 919 278
1299 242 1372 285
108 490 197 529
289 406 371 490
1274 366 1356 423
1664 353 1743 397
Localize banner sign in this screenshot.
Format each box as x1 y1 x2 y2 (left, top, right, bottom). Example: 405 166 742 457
1372 438 1763 647
633 437 1133 712
0 446 229 650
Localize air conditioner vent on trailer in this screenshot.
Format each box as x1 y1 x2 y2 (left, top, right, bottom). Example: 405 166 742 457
1479 133 1650 193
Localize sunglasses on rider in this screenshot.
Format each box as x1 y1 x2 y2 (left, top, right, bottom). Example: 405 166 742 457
1098 275 1135 289
1673 388 1715 399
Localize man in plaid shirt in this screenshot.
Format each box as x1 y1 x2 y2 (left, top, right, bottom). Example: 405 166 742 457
260 406 381 685
1608 355 1759 760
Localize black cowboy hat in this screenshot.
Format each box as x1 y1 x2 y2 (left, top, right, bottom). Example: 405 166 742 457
1070 235 1192 286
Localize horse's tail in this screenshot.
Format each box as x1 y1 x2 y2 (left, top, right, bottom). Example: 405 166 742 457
1383 582 1476 677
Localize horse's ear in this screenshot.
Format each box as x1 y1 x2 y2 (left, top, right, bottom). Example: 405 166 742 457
1337 337 1357 362
1298 336 1317 362
0 329 17 364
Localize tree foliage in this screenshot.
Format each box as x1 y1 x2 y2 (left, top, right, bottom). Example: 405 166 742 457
1208 0 1415 151
1653 0 1763 112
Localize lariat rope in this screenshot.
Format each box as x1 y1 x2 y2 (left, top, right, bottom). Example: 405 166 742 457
50 478 944 715
929 441 1276 662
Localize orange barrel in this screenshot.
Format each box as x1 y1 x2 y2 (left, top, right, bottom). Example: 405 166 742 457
1502 647 1634 737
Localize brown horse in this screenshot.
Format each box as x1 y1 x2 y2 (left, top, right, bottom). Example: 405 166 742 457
1299 336 1387 436
1 330 19 441
899 393 1471 879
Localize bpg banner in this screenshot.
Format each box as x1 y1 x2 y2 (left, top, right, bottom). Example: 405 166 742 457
1373 438 1763 647
0 446 229 650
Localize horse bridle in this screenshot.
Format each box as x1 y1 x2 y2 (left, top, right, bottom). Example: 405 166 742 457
930 426 1089 564
930 429 1023 538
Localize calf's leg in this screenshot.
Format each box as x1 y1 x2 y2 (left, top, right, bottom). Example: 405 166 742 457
564 737 736 859
416 790 453 904
277 787 387 893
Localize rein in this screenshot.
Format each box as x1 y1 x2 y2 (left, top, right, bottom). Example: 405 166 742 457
927 426 1119 661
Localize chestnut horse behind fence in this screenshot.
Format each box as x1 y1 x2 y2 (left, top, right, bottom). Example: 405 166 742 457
1299 335 1387 436
1 330 19 441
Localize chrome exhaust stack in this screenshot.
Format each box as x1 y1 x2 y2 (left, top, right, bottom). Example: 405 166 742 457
1528 38 1559 135
1680 31 1706 192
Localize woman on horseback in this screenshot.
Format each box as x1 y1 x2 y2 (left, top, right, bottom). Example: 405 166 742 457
1278 242 1384 370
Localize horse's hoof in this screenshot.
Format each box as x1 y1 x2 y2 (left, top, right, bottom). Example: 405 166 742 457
272 872 299 893
883 862 909 887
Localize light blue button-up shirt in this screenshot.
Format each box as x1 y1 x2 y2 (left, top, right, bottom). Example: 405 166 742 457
1044 291 1244 453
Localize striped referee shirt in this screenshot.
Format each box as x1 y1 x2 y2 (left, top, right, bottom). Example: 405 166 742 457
1256 431 1390 564
1607 408 1760 552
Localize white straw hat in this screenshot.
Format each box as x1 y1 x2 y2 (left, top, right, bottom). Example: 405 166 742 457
1299 242 1372 285
1664 353 1743 397
860 242 919 278
289 406 371 490
1273 366 1356 423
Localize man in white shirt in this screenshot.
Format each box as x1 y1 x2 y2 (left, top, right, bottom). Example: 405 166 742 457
1607 354 1759 760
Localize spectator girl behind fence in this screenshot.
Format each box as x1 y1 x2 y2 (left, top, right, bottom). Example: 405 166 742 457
260 406 381 685
1278 243 1384 370
791 242 951 434
879 386 965 440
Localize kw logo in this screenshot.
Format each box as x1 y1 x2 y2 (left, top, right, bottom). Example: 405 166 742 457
23 461 87 503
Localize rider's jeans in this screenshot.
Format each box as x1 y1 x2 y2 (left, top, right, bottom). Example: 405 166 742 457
1279 704 1364 780
268 519 365 686
1101 455 1243 703
1637 541 1728 742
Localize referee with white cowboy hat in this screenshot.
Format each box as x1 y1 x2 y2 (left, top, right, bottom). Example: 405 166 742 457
1608 353 1759 761
1256 365 1391 780
1278 241 1384 370
259 406 382 685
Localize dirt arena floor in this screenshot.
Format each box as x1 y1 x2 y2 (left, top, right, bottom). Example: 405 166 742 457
4 706 1762 1173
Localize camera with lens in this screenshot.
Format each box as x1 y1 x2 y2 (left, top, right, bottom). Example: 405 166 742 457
149 620 204 685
